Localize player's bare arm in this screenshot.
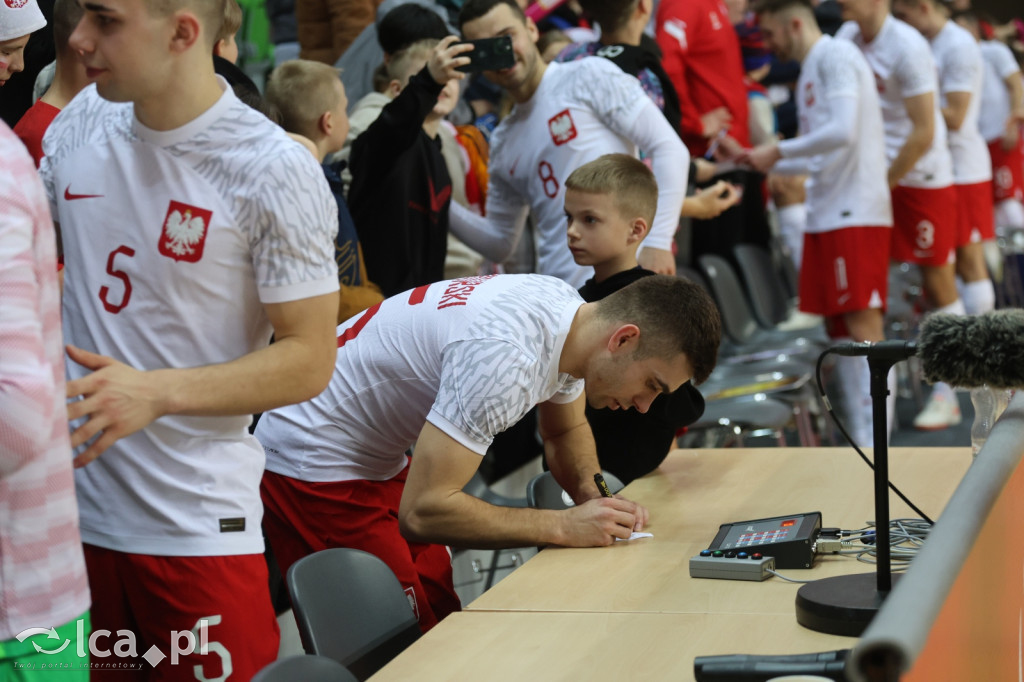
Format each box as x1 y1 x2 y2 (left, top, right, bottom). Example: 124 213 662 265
66 290 339 466
637 247 676 275
683 180 743 219
1003 74 1023 150
539 396 650 531
737 144 782 174
941 90 971 131
888 91 936 188
399 421 642 548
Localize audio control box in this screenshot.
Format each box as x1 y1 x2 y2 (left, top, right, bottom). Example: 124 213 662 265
689 554 775 581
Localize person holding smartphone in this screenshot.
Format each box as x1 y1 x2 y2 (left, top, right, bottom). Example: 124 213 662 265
446 0 689 288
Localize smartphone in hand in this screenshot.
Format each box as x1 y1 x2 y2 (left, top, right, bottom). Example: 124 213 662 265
455 36 515 73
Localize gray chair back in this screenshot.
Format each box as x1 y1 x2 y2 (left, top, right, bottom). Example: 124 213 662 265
286 548 421 680
733 244 792 328
697 254 762 345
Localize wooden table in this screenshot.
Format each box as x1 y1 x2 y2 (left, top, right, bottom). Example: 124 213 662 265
469 447 970 615
372 447 971 680
371 611 850 681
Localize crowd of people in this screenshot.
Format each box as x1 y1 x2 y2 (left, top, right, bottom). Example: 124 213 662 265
1 0 1022 678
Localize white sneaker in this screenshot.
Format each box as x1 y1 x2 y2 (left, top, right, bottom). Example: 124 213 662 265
913 392 962 431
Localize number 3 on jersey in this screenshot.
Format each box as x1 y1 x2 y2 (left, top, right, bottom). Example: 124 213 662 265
99 245 135 314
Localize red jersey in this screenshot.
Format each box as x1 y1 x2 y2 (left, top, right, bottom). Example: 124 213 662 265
655 0 751 155
13 100 60 167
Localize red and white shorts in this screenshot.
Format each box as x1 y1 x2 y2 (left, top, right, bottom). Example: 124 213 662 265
989 137 1024 203
955 181 995 245
890 185 957 266
261 465 460 633
83 545 279 682
799 226 890 322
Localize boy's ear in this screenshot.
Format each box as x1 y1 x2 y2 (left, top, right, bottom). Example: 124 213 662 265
627 217 650 244
386 79 402 98
319 110 332 136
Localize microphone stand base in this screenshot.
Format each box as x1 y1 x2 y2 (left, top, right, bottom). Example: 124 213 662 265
795 572 903 637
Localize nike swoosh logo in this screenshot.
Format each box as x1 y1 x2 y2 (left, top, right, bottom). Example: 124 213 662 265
64 186 104 201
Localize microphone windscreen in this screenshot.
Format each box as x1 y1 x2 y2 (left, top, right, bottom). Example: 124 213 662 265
917 309 1024 389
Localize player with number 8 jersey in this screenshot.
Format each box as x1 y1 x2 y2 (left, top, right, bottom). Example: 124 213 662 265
449 0 688 288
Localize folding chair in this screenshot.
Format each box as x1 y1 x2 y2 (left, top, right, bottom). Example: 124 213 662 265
286 548 421 680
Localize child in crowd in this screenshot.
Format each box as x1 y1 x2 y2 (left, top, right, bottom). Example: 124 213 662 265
346 36 469 296
265 59 384 322
214 0 242 64
564 154 707 483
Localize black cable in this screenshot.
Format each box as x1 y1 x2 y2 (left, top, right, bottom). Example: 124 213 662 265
815 349 934 524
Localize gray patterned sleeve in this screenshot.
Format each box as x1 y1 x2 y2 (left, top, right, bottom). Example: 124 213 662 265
242 143 340 303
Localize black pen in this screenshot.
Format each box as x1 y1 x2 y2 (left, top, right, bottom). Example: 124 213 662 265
594 473 613 498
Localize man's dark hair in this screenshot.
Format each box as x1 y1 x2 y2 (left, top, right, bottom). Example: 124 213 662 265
378 3 449 55
596 275 722 385
457 0 526 31
578 0 638 34
53 0 85 54
752 0 814 18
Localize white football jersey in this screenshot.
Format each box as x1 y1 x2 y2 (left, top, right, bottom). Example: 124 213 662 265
977 40 1021 143
837 17 954 188
781 35 892 233
930 21 991 184
258 274 585 483
488 58 680 288
39 83 339 556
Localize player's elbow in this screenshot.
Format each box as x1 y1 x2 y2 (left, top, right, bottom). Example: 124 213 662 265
946 111 966 132
398 503 434 544
303 346 336 399
289 335 337 402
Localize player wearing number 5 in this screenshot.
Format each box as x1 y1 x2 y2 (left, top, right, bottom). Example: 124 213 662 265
256 274 721 631
446 0 689 288
37 0 340 679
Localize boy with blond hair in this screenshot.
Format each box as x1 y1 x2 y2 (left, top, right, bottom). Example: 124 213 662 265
564 154 707 483
346 35 471 296
214 0 242 63
266 59 385 321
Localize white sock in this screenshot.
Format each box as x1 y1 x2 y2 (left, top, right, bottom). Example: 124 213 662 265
777 203 807 270
935 299 966 316
995 199 1024 234
832 343 874 448
961 278 995 315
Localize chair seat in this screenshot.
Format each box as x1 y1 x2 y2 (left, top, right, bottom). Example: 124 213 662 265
693 395 794 431
700 360 814 402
